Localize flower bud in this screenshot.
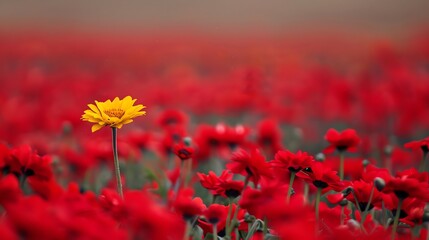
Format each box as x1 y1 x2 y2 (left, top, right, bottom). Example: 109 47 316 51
342 186 353 196
183 137 192 146
362 159 370 167
244 213 256 223
315 153 325 162
384 145 393 155
374 177 385 191
346 219 360 230
339 199 349 206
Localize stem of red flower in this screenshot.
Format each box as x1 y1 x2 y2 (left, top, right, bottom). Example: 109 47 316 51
179 160 185 189
315 187 322 235
183 220 191 240
419 151 428 172
19 175 27 190
287 172 296 204
263 217 268 236
212 194 218 204
391 198 403 240
184 158 193 188
111 127 124 199
225 200 233 239
212 224 218 240
304 182 309 205
226 176 249 237
339 152 345 181
361 184 375 225
340 206 344 225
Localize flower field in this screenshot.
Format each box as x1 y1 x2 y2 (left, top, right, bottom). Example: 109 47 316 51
1 32 429 239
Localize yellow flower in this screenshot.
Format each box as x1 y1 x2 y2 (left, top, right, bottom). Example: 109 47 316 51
82 96 146 132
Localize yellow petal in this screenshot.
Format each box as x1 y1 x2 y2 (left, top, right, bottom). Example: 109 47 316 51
91 124 104 132
88 104 101 115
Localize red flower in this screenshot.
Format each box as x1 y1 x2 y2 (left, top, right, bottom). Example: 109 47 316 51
99 188 125 220
226 148 272 185
203 204 226 225
271 150 313 173
0 143 11 176
6 145 53 181
383 176 429 201
172 188 206 220
173 143 194 161
217 178 245 199
297 161 343 193
0 175 22 207
123 191 184 240
323 128 360 154
197 170 233 195
198 204 246 238
157 109 188 129
326 193 345 205
256 118 283 155
125 130 152 150
345 180 383 210
239 179 288 218
262 196 315 240
404 137 429 153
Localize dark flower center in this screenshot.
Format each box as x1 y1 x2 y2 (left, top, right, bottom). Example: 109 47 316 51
260 137 273 145
313 180 329 189
183 214 195 221
391 209 408 219
245 167 253 176
21 167 35 177
358 202 374 211
421 145 429 153
208 217 220 225
228 142 238 150
225 189 241 199
208 139 220 147
336 146 348 152
394 190 409 199
2 165 10 175
288 166 302 173
177 149 191 160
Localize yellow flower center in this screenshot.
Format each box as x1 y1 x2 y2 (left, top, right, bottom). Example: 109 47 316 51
104 109 125 118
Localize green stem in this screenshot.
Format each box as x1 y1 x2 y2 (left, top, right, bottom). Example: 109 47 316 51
225 200 233 239
226 204 240 237
263 217 268 236
304 182 309 204
184 158 193 188
391 198 403 240
361 184 375 225
183 221 191 240
212 194 218 204
339 152 345 180
226 176 249 237
287 172 296 203
212 224 218 240
19 175 27 190
111 127 123 199
352 191 363 212
315 188 322 235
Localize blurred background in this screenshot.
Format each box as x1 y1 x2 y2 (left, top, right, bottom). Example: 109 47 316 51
0 0 429 37
1 0 429 39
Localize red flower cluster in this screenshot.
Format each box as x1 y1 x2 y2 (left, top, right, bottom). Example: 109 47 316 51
0 33 429 239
